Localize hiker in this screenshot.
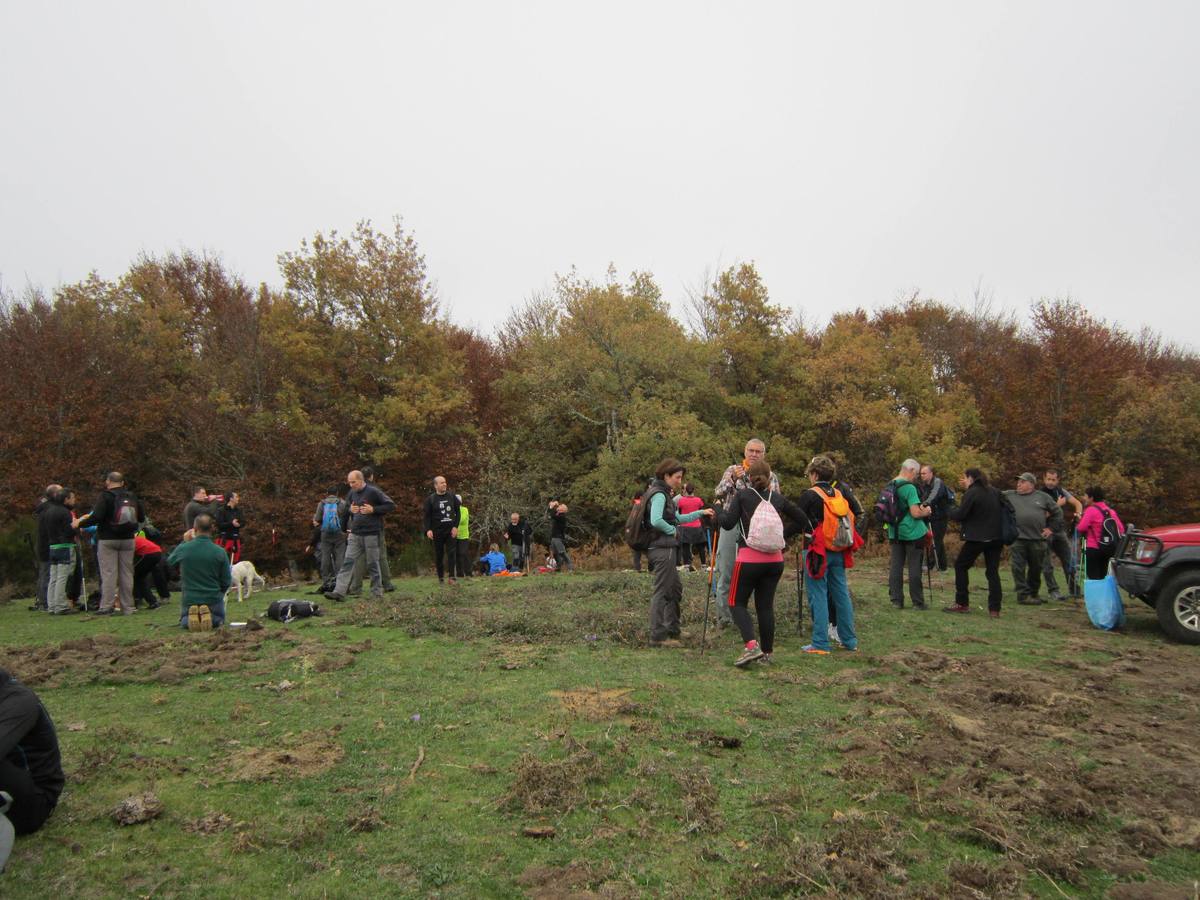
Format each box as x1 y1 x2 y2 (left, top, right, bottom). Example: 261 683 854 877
918 464 952 573
945 468 1005 616
644 459 713 646
548 500 574 573
312 486 349 588
422 476 461 585
1002 472 1062 605
506 512 533 571
326 470 396 601
1040 469 1084 600
796 455 862 654
72 472 144 616
0 669 64 838
455 495 472 578
714 438 780 627
477 543 507 575
1076 487 1125 580
348 467 397 594
714 459 807 664
31 485 61 612
167 514 232 629
183 487 219 532
132 531 169 610
885 459 932 610
676 483 707 571
37 487 77 616
214 492 244 563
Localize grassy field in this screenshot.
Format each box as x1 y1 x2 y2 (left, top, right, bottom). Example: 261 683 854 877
1 559 1198 899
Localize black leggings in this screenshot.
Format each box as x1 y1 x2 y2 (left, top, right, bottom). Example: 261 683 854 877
728 560 784 653
1085 546 1114 580
433 533 457 580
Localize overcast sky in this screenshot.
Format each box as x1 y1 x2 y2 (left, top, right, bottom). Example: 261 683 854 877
3 2 1198 346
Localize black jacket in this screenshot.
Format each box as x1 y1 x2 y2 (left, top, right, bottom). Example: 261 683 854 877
347 484 395 536
215 504 244 540
78 488 144 540
422 491 459 536
0 669 64 812
716 487 811 550
37 500 74 557
506 519 533 546
948 482 1004 543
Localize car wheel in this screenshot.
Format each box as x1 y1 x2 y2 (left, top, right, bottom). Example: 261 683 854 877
1155 570 1200 645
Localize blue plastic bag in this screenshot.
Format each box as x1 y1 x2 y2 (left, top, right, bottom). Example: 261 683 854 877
1083 571 1126 631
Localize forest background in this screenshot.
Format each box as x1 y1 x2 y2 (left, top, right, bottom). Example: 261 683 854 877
1 218 1197 585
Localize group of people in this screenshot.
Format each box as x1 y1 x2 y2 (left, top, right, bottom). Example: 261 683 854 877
885 460 1122 616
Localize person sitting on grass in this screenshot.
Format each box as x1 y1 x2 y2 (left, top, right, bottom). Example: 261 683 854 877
477 543 508 575
168 514 232 630
0 668 64 843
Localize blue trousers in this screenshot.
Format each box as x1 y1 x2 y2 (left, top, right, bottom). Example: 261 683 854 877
805 550 857 651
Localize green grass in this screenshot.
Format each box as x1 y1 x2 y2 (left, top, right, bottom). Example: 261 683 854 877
1 561 1197 898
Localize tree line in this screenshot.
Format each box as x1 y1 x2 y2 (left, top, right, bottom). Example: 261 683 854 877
2 218 1197 582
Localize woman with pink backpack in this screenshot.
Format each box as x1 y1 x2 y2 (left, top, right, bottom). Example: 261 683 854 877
714 460 812 667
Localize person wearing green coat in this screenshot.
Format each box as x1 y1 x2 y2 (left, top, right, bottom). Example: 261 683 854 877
886 458 933 610
456 497 472 577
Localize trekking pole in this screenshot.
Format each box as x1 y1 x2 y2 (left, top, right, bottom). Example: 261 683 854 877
925 532 935 605
796 547 804 634
700 575 712 655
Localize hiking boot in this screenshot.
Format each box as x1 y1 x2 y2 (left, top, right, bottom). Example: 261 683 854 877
651 638 682 648
891 601 904 610
323 591 345 603
1016 596 1044 605
734 644 765 667
800 645 830 655
942 604 969 613
448 577 458 586
829 625 842 647
93 609 114 616
187 605 212 632
912 603 928 611
988 610 1001 618
757 653 773 665
48 608 79 616
1050 591 1065 601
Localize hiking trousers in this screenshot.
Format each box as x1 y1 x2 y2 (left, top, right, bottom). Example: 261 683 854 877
46 546 74 614
713 525 737 624
1042 530 1076 596
888 540 926 608
350 531 392 592
97 539 135 613
648 546 682 641
550 537 573 572
432 532 456 581
954 540 1003 611
1010 538 1046 599
335 533 383 597
318 531 347 584
806 550 857 651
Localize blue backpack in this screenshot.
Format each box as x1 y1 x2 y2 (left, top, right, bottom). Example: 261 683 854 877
320 501 343 533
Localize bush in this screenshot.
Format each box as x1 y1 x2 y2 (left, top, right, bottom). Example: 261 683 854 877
0 516 38 596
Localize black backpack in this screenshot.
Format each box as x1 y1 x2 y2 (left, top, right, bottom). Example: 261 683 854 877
874 481 904 528
624 487 662 551
1098 507 1123 550
109 491 139 534
999 494 1018 546
266 600 322 622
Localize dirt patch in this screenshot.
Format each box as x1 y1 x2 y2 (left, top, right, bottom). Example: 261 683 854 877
1 629 319 688
346 806 384 833
550 687 635 720
226 729 344 782
184 812 233 834
1107 884 1197 900
678 768 721 834
111 792 164 825
821 636 1200 892
516 861 628 900
685 730 742 750
503 741 609 814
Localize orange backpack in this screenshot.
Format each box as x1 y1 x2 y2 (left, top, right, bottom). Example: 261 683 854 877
820 487 855 550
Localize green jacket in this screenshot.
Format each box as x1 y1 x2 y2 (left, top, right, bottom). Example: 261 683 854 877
168 535 232 607
886 478 929 542
458 506 470 540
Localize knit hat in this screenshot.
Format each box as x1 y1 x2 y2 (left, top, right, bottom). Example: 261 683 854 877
1017 472 1037 484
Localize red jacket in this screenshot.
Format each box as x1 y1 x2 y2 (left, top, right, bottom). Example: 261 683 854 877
135 535 162 557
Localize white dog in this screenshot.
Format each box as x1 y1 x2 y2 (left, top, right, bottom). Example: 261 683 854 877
227 560 266 603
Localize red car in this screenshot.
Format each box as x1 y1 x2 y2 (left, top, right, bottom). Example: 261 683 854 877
1113 524 1200 644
